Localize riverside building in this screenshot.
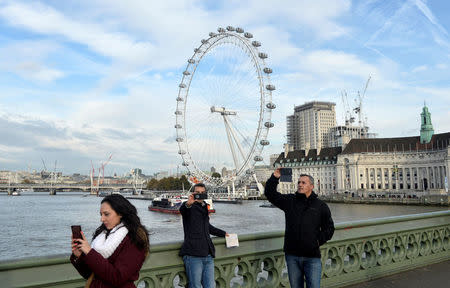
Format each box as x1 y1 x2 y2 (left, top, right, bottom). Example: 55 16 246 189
275 104 449 197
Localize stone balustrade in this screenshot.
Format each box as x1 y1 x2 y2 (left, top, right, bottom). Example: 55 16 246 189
0 210 449 287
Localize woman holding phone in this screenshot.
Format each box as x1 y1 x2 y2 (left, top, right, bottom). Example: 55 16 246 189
70 194 150 288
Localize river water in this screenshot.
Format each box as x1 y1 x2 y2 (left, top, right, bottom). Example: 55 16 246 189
0 192 448 262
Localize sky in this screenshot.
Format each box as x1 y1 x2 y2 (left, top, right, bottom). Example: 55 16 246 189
0 0 449 176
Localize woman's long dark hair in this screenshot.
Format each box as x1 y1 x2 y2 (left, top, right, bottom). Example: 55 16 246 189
93 194 150 254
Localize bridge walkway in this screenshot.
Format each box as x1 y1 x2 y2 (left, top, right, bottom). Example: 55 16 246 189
343 259 449 288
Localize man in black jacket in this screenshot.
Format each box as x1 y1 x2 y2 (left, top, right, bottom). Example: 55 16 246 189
265 169 334 288
179 183 228 288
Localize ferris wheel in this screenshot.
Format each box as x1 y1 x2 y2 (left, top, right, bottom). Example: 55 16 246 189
175 26 276 188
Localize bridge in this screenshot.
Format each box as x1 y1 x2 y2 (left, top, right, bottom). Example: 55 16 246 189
0 210 448 287
0 183 137 195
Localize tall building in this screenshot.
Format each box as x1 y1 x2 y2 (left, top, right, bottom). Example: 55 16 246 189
287 101 336 150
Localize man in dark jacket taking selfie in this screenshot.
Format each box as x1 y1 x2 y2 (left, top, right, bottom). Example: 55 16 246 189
265 169 335 288
179 183 228 288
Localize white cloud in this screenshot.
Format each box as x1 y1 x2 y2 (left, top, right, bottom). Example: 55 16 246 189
0 2 155 63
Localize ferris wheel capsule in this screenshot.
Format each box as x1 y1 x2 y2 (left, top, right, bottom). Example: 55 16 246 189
176 137 184 142
182 161 189 166
179 83 186 88
264 121 274 128
175 110 182 115
266 102 276 109
188 59 195 64
266 84 276 91
260 140 270 145
176 97 184 101
244 32 253 38
218 27 226 33
254 156 263 161
235 27 244 33
209 32 217 37
201 39 208 44
174 124 182 129
263 67 272 74
226 26 235 31
178 150 186 155
258 52 268 59
183 70 191 76
252 41 261 47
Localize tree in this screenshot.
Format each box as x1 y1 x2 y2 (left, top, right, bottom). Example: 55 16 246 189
146 178 158 190
211 172 221 178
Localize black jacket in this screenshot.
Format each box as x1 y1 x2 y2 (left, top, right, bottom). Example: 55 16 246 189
265 174 334 258
179 201 226 257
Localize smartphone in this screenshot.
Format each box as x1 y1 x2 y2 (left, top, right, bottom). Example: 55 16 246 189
280 168 292 176
71 225 82 240
194 193 208 200
279 168 293 182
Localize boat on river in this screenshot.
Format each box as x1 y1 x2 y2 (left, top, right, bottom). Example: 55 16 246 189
212 197 243 204
149 197 215 214
259 201 275 208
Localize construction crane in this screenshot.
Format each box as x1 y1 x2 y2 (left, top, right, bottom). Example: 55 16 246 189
41 158 47 172
90 160 96 194
341 90 355 126
97 154 113 186
354 76 371 137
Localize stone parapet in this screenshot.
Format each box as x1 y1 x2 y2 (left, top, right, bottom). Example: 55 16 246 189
1 211 449 287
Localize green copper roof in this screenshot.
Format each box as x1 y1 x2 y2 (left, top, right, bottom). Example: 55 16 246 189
420 104 434 144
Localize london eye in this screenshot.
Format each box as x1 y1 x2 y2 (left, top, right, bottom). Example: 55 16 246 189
175 26 276 190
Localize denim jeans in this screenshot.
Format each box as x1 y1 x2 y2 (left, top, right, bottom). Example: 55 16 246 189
285 254 322 288
183 255 215 288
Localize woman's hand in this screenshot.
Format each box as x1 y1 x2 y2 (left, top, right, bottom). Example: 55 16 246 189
71 238 82 258
72 231 91 256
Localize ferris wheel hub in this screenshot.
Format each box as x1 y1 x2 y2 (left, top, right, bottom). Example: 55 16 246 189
210 106 237 116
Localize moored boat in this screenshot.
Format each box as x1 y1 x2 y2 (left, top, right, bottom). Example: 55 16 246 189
212 197 243 204
259 201 275 208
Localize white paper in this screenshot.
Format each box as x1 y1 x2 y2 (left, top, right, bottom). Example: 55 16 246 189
225 233 239 248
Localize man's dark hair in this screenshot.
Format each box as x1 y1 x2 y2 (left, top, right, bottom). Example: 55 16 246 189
299 174 314 186
193 183 206 191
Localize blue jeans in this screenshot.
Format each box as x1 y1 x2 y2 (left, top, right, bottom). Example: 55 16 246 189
285 254 322 288
183 255 215 288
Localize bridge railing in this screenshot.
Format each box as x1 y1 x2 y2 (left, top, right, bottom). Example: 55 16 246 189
0 210 449 287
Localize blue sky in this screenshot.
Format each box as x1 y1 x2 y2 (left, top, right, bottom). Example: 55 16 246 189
0 0 449 176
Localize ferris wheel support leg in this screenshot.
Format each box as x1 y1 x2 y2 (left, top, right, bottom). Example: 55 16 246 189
252 173 264 197
223 117 240 171
224 115 248 163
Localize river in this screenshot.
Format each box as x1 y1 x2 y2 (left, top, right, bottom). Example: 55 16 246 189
0 192 448 261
